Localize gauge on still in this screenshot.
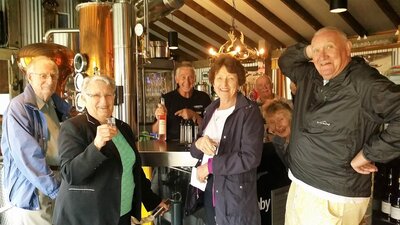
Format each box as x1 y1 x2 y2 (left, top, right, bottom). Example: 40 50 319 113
74 53 88 73
74 72 87 92
134 23 144 36
75 92 85 112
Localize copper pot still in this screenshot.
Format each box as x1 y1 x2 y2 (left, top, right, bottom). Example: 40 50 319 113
76 2 113 77
17 42 74 97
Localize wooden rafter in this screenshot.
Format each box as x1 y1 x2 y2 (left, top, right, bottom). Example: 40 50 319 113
243 0 307 42
159 17 218 51
281 0 323 31
324 0 368 36
171 10 227 45
374 0 400 27
184 0 258 49
209 0 283 48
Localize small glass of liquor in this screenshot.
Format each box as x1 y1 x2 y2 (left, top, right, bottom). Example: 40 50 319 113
107 117 116 127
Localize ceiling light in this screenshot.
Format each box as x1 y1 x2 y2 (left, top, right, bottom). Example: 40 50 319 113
168 31 178 50
330 0 347 13
210 28 264 62
209 0 265 62
209 48 217 56
258 48 265 56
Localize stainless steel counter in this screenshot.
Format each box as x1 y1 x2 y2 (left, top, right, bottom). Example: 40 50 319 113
137 140 197 167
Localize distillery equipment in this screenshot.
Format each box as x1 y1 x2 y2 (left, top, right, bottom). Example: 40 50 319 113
16 42 74 98
75 2 114 78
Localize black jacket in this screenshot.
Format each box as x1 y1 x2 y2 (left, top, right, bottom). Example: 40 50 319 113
278 43 400 197
190 92 264 225
53 113 161 225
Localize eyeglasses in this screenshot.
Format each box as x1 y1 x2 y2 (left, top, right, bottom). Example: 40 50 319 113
85 93 115 100
31 72 59 81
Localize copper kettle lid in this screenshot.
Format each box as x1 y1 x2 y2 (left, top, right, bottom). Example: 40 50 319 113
17 42 74 75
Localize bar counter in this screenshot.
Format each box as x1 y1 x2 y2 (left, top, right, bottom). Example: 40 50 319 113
137 140 197 167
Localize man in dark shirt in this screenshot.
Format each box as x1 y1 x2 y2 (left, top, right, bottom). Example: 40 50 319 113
152 62 211 141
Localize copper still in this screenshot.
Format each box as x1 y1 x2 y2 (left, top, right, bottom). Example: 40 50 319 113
17 42 74 98
76 2 113 77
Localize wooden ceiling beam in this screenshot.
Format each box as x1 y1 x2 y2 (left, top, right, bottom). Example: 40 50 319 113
243 0 307 43
159 17 218 51
174 49 197 62
210 0 283 48
338 12 368 36
374 0 400 27
150 24 209 60
281 0 323 32
171 10 227 45
324 0 368 36
184 0 258 49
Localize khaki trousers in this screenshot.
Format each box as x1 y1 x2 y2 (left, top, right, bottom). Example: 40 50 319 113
5 190 54 225
285 182 370 225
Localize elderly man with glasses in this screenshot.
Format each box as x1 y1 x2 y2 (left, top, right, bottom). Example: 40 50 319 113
1 56 71 225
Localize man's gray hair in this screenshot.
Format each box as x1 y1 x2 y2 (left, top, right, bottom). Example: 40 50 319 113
175 61 195 78
81 75 116 95
26 56 58 75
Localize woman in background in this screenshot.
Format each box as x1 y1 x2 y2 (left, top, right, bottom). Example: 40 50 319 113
263 100 293 167
190 54 264 225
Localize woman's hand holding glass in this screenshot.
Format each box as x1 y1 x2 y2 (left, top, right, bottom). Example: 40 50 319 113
195 135 218 156
93 123 118 150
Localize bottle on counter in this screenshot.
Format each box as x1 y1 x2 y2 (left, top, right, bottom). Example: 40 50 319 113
391 171 400 224
373 163 387 211
179 119 186 143
382 168 394 220
158 97 167 141
185 119 193 143
193 120 199 141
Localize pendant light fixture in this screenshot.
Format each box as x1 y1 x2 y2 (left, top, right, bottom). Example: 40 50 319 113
168 31 178 50
330 0 347 13
208 0 265 62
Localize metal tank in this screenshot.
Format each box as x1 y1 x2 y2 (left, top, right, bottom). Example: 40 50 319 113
72 0 183 132
75 2 114 77
112 0 136 131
